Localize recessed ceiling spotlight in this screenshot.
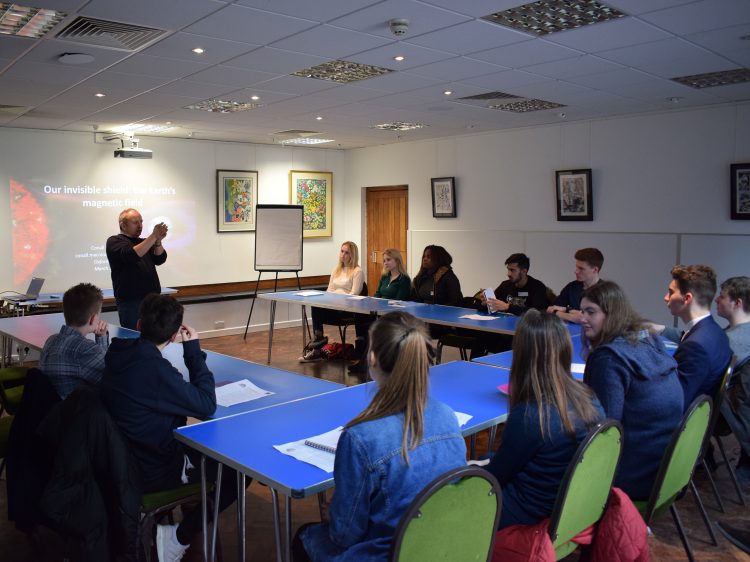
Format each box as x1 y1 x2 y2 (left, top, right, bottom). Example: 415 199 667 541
443 90 453 96
250 95 260 101
393 55 405 62
94 92 106 98
315 116 323 120
192 47 204 54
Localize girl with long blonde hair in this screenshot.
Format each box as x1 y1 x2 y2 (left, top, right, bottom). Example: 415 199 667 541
297 312 466 560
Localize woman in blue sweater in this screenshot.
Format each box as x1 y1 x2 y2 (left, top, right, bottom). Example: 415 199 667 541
484 310 603 529
296 312 467 561
581 280 683 500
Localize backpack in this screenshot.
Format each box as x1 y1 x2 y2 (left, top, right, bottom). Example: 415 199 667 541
321 342 354 360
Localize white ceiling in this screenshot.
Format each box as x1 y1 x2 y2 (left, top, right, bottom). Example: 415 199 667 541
1 0 749 149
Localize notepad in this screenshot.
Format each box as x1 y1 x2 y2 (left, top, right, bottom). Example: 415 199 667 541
304 426 344 454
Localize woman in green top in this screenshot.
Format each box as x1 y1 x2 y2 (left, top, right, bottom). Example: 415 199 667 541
374 248 411 300
350 249 412 375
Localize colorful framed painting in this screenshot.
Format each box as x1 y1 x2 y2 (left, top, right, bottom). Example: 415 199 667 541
731 163 750 220
289 170 333 238
555 169 593 221
217 169 258 232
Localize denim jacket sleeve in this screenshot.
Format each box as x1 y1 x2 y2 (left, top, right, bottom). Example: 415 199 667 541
327 429 372 548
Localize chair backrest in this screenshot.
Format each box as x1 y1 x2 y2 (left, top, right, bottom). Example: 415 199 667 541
390 465 501 562
709 356 736 431
547 420 623 557
360 281 368 296
641 394 713 525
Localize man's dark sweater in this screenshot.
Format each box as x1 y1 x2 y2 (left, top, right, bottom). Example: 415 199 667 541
100 337 216 490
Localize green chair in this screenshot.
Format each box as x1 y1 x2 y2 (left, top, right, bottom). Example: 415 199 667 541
547 420 624 560
139 483 207 562
389 465 501 562
0 366 28 416
0 414 14 477
634 395 713 562
703 356 746 510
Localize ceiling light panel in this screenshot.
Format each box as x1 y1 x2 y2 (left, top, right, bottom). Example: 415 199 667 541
671 68 750 89
482 0 626 36
292 60 392 84
185 99 263 113
372 122 426 131
488 98 566 112
279 138 334 145
0 3 65 38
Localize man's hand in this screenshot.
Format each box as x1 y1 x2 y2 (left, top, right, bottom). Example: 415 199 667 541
93 319 109 337
179 324 199 342
487 298 509 313
153 222 168 241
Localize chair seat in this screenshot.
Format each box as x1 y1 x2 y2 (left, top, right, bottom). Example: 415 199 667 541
141 483 203 513
0 367 28 386
0 415 14 458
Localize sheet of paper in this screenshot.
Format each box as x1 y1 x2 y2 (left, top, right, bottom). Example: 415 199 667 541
571 363 586 374
215 379 273 407
296 290 324 296
454 411 472 427
274 433 341 473
347 295 367 300
459 314 498 321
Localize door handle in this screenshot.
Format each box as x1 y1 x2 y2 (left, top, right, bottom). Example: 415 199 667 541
371 251 377 262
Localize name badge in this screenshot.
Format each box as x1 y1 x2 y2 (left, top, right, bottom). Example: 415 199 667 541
518 292 528 297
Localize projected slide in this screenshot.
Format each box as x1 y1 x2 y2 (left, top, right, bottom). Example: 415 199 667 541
8 176 196 290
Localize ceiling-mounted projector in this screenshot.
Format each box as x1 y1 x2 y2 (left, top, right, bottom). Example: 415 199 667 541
114 146 153 159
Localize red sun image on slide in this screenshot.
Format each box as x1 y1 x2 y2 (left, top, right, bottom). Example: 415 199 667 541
10 179 49 285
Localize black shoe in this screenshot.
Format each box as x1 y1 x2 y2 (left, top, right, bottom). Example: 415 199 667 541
716 521 750 554
308 335 328 349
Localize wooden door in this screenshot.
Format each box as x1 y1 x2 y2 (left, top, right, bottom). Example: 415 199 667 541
365 186 408 293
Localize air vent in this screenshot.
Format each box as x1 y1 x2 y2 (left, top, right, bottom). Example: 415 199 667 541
55 16 167 51
458 91 518 101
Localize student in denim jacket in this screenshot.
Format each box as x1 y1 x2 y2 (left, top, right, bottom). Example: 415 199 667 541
295 312 467 561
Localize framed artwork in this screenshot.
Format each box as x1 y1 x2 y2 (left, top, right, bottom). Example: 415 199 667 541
731 163 750 220
556 169 593 221
217 169 258 232
289 170 333 238
431 177 456 218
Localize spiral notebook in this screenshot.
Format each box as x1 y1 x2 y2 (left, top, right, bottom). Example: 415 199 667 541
304 426 344 454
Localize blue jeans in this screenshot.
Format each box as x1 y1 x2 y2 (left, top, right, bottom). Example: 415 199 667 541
116 298 142 330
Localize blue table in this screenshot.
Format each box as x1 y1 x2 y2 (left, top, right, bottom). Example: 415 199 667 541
2 287 178 316
258 291 425 363
409 304 519 335
475 331 677 371
174 359 510 562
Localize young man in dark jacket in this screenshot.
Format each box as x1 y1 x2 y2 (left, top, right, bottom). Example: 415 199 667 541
100 294 242 562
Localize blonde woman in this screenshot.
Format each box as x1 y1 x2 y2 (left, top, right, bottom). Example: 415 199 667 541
349 249 411 375
301 241 365 362
295 312 466 560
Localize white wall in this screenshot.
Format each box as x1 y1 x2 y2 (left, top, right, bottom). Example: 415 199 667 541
346 103 750 325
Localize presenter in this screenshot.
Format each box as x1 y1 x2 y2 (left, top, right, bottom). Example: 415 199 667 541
106 208 167 330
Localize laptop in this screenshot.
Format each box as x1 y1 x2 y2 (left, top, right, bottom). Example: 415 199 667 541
5 277 45 302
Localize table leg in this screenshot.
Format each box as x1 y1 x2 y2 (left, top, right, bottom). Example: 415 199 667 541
210 463 223 562
285 495 292 562
270 488 283 562
201 456 208 562
470 434 477 459
237 473 246 561
267 301 276 365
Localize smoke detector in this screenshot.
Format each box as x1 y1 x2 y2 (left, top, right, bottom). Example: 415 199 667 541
389 18 409 36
